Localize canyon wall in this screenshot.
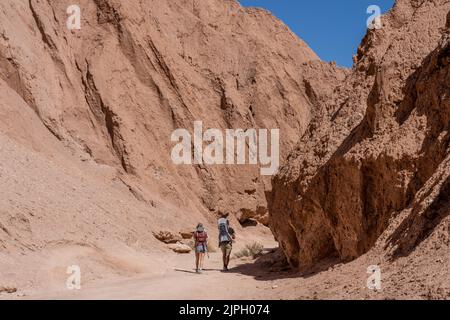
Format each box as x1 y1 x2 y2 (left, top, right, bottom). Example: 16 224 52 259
0 0 349 232
269 0 450 270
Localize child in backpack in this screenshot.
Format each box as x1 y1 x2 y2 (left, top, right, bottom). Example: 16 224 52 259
194 223 208 274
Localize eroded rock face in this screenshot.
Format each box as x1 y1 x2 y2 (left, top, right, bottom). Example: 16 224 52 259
179 229 194 240
0 0 344 225
269 0 450 270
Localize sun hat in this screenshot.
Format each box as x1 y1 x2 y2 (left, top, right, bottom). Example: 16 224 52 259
196 223 204 232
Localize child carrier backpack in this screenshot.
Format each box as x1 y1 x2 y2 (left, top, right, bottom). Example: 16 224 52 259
218 218 231 243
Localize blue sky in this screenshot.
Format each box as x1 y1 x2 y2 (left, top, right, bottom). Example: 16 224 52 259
239 0 395 67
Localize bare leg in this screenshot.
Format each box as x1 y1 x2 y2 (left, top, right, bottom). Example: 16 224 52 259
199 253 205 270
195 252 200 271
222 248 227 270
225 246 232 269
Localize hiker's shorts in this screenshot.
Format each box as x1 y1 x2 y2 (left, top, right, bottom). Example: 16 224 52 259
196 243 206 253
220 242 232 257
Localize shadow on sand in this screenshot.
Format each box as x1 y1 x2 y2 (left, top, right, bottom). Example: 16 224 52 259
174 268 198 274
174 268 224 274
174 247 341 281
225 247 341 281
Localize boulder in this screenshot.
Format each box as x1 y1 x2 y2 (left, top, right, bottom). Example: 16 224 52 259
179 229 194 239
153 231 182 244
168 243 192 254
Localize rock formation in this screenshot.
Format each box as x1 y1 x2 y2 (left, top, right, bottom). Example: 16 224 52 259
269 0 450 272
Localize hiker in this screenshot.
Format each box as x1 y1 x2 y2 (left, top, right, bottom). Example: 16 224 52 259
218 214 235 271
193 223 208 273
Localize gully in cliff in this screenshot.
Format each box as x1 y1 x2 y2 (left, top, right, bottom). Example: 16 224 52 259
171 121 280 175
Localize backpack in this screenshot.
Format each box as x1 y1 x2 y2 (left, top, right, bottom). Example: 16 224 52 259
195 231 207 243
218 218 231 243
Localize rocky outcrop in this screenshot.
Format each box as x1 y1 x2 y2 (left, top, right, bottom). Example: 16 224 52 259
269 0 450 270
168 243 192 254
153 231 183 244
179 229 194 240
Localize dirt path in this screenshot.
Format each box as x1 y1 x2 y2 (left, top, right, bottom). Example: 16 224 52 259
29 251 283 300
